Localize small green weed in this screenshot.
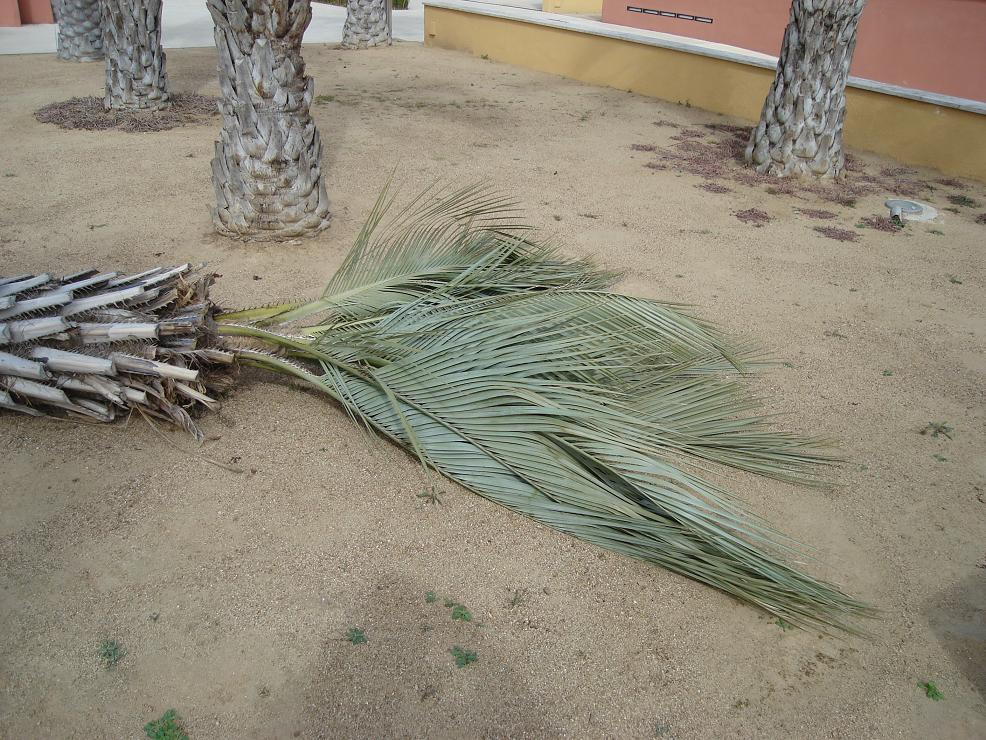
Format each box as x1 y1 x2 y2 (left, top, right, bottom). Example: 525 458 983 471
417 486 443 505
480 54 490 60
507 589 526 608
928 229 944 236
918 681 944 701
450 646 478 668
3 172 15 177
313 94 335 105
444 598 455 608
882 370 894 376
425 591 437 604
144 709 188 740
775 618 794 631
99 639 125 668
947 274 962 284
947 194 980 208
932 454 948 463
450 604 472 622
345 627 367 645
921 422 953 440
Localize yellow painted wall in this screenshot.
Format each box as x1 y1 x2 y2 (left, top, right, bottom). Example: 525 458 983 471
424 6 986 181
843 90 986 184
541 0 604 15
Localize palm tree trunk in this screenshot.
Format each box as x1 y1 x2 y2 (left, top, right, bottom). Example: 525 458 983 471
207 0 331 239
101 0 171 111
55 0 104 62
745 0 867 178
341 0 391 49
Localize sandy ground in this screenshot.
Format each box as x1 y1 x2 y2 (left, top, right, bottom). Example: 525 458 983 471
1 44 984 739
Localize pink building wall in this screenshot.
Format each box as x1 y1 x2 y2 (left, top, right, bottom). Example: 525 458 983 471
600 0 986 102
19 0 54 24
0 0 54 26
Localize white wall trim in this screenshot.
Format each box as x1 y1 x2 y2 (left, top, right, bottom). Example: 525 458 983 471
424 0 986 116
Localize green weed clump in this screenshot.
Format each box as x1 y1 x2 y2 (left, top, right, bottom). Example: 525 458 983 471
98 639 125 668
345 628 367 645
144 709 188 740
450 646 477 668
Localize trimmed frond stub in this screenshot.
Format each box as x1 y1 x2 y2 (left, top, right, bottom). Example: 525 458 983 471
0 265 234 440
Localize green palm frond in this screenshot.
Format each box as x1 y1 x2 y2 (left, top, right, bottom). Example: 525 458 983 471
218 183 618 327
218 185 875 634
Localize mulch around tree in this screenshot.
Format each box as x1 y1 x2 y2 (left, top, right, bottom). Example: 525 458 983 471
35 93 218 132
813 225 860 242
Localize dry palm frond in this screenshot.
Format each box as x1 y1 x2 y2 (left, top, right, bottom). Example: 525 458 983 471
219 184 874 633
0 265 234 440
4 185 874 632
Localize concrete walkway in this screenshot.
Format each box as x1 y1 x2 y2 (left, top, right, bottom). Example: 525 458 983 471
0 0 426 54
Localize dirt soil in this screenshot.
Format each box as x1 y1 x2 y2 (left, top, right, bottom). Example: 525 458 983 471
1 44 985 739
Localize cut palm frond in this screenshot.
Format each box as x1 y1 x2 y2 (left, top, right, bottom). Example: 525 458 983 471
4 185 874 632
219 185 873 633
218 184 618 327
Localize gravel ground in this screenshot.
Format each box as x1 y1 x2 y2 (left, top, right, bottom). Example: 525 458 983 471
1 43 984 739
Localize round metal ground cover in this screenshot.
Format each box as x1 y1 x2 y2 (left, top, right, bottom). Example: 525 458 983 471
885 199 939 222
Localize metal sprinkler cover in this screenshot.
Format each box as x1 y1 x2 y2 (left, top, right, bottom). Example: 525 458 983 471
885 199 939 222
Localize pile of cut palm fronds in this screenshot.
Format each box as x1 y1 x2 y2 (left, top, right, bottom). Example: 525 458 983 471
1 185 874 632
0 265 234 439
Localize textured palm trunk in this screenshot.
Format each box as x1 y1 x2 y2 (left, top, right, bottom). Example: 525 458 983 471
101 0 171 110
207 0 331 239
745 0 867 178
54 0 104 62
341 0 391 49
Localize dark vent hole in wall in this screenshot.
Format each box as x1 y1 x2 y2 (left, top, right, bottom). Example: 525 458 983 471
627 7 713 23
